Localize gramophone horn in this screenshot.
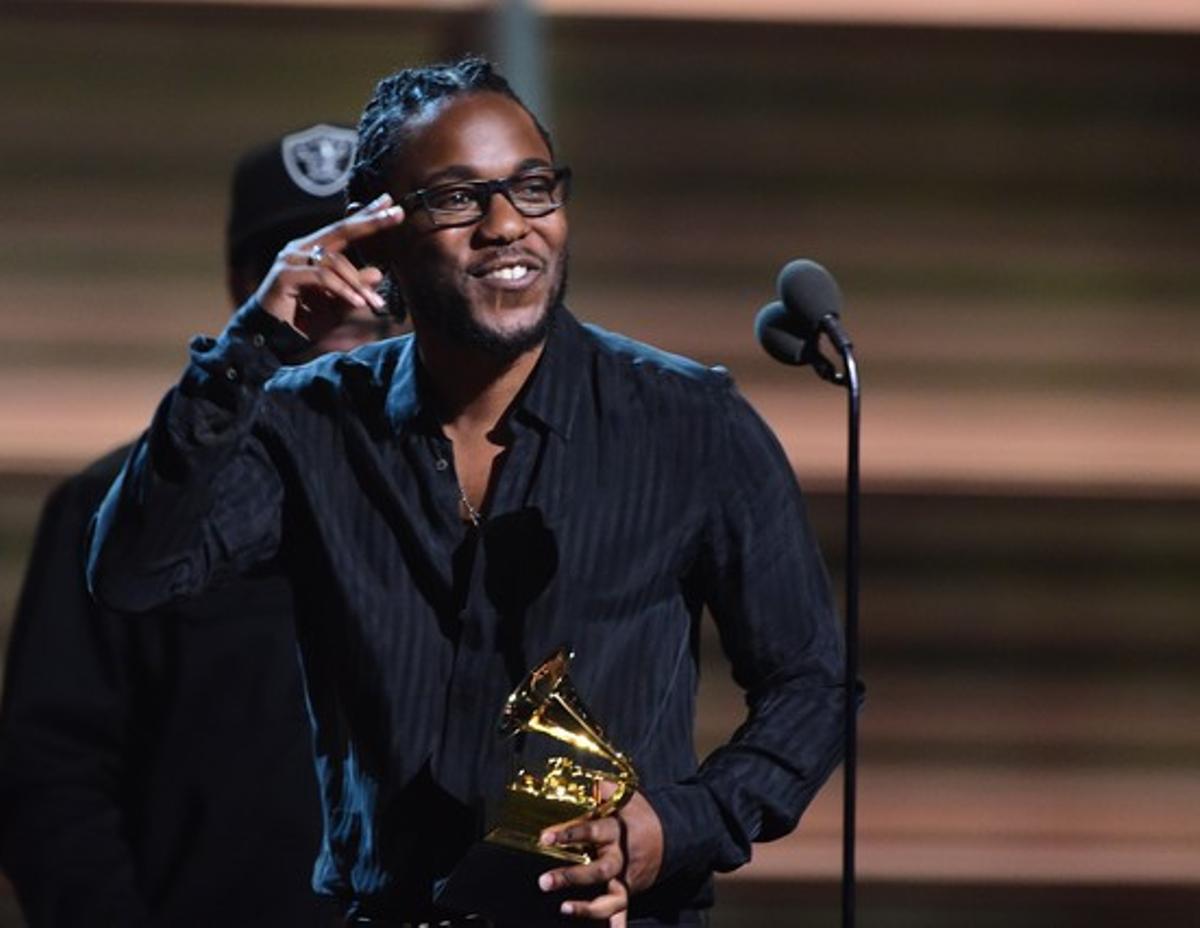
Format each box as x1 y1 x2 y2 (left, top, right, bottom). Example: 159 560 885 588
500 647 638 816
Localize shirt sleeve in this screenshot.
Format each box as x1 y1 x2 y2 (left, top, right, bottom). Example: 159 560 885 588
643 382 851 883
87 300 311 613
0 471 152 927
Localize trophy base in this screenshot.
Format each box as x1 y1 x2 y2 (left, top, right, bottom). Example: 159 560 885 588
436 837 605 928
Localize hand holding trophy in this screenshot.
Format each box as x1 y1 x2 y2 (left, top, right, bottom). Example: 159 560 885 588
436 647 640 926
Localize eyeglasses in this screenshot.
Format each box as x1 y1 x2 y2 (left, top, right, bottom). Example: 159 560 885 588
400 166 572 229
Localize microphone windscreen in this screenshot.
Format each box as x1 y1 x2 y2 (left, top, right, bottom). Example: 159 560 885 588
777 259 842 333
755 301 809 366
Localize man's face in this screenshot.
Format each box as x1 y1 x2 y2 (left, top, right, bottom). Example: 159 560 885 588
386 92 568 359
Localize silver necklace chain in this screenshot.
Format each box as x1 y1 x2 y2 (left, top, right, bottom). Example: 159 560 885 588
435 452 483 527
457 482 483 527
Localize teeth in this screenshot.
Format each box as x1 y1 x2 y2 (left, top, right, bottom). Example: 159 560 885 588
486 264 530 281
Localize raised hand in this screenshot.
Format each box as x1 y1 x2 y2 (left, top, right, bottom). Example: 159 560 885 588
254 193 405 342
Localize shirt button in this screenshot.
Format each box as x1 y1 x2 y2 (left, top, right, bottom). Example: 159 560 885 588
224 366 239 382
434 457 449 472
251 333 266 348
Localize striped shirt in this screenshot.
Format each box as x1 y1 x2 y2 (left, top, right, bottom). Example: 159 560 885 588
88 301 846 919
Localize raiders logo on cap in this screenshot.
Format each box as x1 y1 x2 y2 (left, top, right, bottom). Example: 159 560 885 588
281 124 357 198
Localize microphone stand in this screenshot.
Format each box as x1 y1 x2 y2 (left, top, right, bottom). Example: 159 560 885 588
807 326 860 928
840 343 860 928
756 292 861 928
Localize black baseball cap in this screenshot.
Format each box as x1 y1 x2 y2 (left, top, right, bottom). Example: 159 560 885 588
226 123 357 272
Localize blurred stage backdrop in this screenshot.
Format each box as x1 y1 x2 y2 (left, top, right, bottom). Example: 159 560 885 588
1 1 1198 925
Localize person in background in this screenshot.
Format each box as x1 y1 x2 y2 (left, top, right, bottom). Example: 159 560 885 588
0 124 402 928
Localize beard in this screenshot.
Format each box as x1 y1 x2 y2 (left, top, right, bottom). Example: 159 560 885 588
399 250 569 363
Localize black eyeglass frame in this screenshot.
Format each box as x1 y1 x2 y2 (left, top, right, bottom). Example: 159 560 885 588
398 166 573 229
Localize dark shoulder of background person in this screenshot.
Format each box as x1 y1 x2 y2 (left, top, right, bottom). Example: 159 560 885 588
0 442 343 927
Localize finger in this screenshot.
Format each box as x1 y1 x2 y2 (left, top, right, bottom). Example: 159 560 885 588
313 194 405 250
277 244 321 267
292 193 395 247
279 243 381 278
351 192 396 217
538 858 620 893
359 265 385 286
560 878 628 920
542 816 621 850
539 843 623 892
291 266 366 310
316 249 385 311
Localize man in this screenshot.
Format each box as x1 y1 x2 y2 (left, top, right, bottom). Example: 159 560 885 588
0 124 398 927
88 58 847 926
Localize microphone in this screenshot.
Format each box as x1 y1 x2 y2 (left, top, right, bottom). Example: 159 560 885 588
777 258 851 351
754 300 809 367
755 298 840 382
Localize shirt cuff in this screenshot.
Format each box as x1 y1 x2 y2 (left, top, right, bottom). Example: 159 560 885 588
223 298 312 365
641 779 734 884
188 299 311 388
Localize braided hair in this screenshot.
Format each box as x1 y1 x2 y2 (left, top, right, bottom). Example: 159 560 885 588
348 56 553 207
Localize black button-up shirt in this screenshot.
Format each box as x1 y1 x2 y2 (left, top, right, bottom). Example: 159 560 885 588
88 302 846 918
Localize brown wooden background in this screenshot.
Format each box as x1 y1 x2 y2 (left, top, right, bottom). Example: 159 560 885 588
1 4 1198 925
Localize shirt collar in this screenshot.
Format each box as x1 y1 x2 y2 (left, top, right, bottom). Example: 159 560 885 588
382 307 587 441
511 307 586 440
